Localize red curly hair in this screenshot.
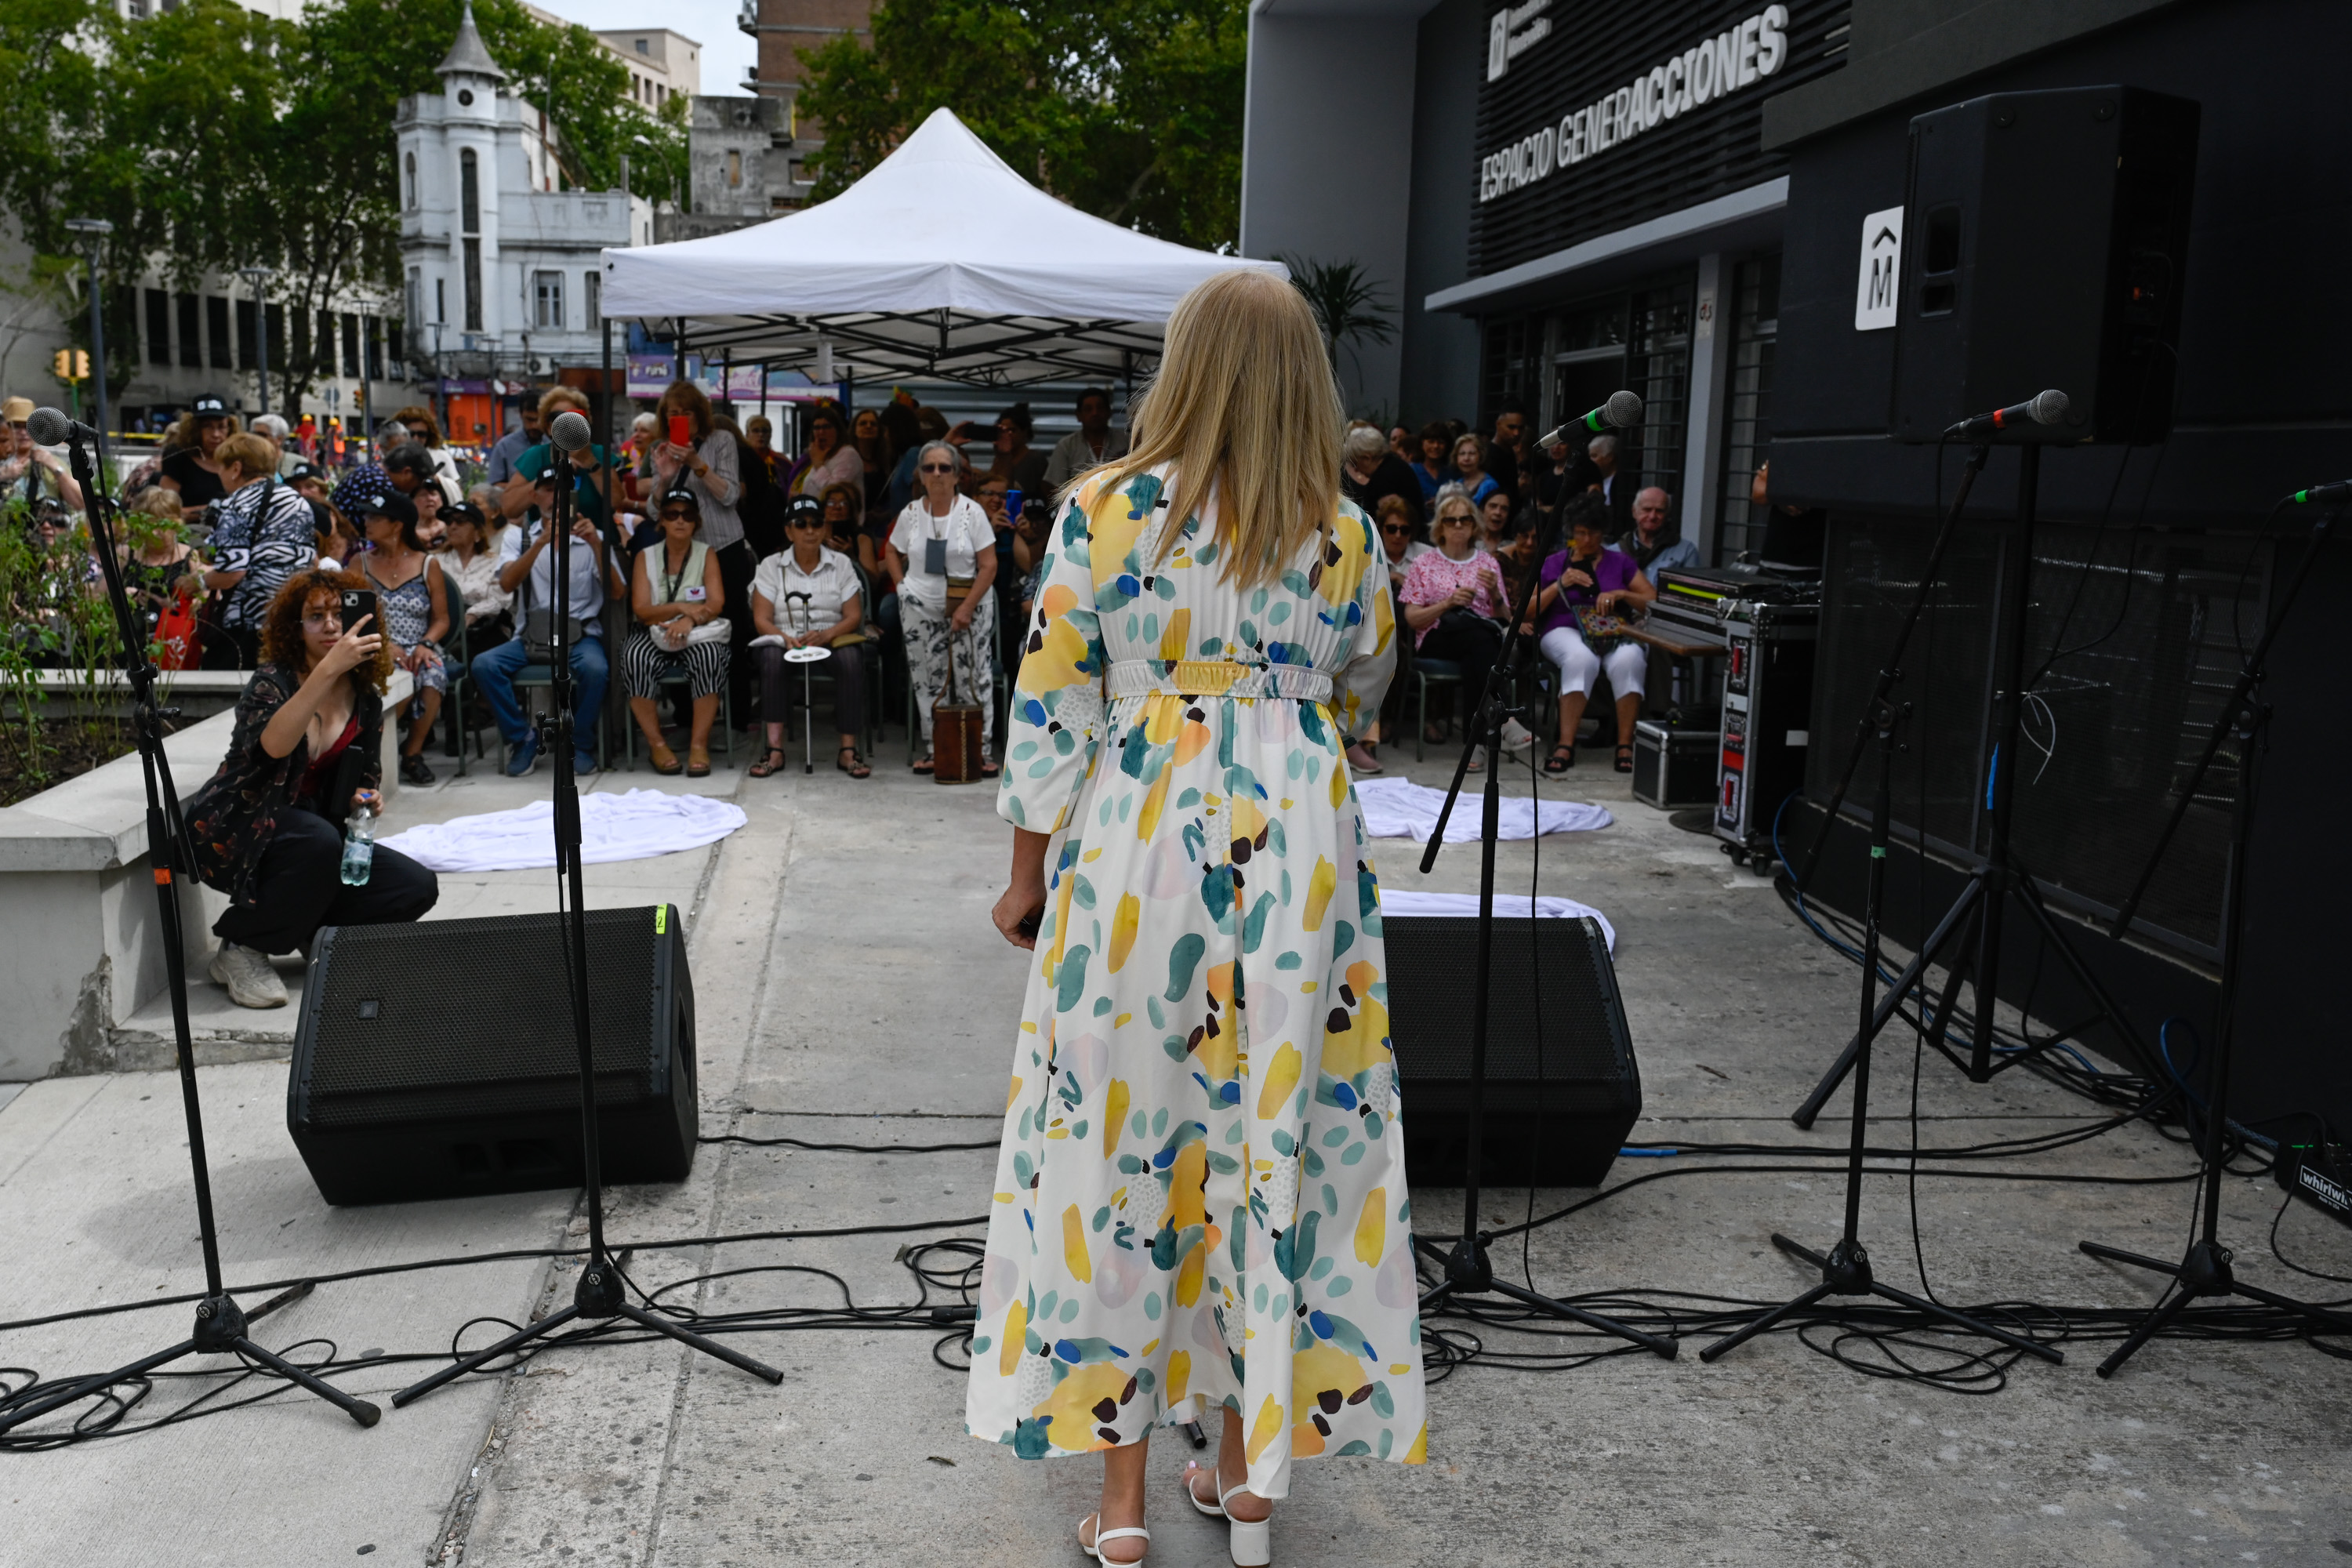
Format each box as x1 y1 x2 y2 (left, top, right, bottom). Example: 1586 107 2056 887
257 568 394 695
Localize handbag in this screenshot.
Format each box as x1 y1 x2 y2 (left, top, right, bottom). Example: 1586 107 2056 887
1575 604 1636 654
524 608 589 656
154 588 201 670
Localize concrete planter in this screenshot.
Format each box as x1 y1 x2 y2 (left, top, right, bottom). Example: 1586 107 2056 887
0 669 412 1081
2 670 271 724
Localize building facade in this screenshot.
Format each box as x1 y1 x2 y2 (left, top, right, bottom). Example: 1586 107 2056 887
1244 0 2352 1137
661 95 800 241
397 5 634 444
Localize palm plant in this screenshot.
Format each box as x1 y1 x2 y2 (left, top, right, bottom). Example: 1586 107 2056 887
1273 252 1396 375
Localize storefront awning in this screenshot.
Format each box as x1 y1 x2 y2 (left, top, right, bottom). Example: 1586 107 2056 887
1425 177 1787 316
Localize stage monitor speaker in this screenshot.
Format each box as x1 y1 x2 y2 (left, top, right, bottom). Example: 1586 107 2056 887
1892 85 2198 445
1385 915 1640 1188
288 906 697 1205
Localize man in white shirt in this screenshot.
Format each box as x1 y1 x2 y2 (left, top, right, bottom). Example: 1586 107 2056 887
1042 387 1129 496
471 470 626 776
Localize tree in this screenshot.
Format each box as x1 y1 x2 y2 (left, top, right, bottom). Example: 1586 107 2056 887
794 0 1247 252
0 0 689 416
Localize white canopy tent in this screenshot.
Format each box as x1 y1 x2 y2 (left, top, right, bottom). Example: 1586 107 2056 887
597 108 1284 388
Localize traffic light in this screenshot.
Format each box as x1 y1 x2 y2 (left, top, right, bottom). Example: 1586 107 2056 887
77 349 90 380
49 348 90 381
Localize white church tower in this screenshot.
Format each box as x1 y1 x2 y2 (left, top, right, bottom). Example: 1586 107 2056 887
397 3 631 434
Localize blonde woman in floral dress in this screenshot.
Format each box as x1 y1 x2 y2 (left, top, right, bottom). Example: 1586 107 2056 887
975 269 1425 1567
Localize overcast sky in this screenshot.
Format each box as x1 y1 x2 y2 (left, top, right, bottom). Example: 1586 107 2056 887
534 0 760 99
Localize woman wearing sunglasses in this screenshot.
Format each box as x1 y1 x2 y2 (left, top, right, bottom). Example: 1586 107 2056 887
622 490 731 776
887 440 998 775
750 497 870 778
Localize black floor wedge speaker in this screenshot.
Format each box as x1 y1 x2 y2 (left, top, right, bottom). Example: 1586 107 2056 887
289 906 697 1205
1385 915 1641 1188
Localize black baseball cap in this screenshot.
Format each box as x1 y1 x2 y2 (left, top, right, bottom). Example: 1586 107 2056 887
191 394 228 418
287 462 324 484
443 500 486 526
783 495 822 528
659 487 703 517
350 490 418 527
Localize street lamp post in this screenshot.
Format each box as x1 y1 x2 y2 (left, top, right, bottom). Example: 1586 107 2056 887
63 218 114 441
238 265 275 418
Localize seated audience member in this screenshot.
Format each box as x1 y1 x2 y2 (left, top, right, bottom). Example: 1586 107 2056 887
1527 494 1656 774
1362 492 1428 775
622 488 730 777
750 495 870 779
821 481 873 573
1410 420 1456 503
503 387 611 526
1618 485 1700 574
183 569 437 1007
1476 488 1515 554
1342 422 1421 528
1398 486 1510 758
349 491 450 786
472 470 621 777
1453 432 1501 508
1042 386 1129 495
412 481 448 551
200 431 319 670
1375 492 1430 592
441 501 510 642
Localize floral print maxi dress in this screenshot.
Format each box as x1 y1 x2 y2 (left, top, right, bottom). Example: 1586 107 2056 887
966 466 1428 1494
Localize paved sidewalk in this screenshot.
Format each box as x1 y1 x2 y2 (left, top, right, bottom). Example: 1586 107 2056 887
2 743 2348 1566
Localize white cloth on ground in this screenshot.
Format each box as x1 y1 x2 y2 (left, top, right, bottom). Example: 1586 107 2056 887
1375 887 1615 952
1353 775 1612 842
376 787 746 872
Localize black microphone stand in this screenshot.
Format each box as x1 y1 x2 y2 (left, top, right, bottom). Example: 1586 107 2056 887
0 423 379 1435
2077 504 2352 1375
1410 488 1675 1360
1788 440 2156 1127
1700 695 2063 1364
394 444 783 1408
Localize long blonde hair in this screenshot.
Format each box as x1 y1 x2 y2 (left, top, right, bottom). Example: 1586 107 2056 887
1106 269 1344 590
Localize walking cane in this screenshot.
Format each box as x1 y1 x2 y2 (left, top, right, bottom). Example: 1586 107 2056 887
781 590 827 775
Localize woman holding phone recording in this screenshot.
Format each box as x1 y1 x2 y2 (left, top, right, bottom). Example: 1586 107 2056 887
183 569 439 1009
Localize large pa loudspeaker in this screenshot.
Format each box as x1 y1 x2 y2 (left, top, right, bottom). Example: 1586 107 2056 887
1891 85 2198 446
288 906 697 1205
1385 915 1640 1188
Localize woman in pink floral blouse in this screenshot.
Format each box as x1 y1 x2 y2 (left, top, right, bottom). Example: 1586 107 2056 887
1397 485 1509 746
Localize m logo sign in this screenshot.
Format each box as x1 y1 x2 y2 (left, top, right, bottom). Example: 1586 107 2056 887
1853 205 1904 331
1488 9 1510 82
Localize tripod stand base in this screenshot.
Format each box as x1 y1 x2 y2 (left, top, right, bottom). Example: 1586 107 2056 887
1700 1235 2065 1366
393 1257 786 1409
1415 1236 1679 1359
0 1290 379 1436
2078 1237 2352 1377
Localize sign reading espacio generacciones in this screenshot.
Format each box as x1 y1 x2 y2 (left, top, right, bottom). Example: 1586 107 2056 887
1481 5 1791 203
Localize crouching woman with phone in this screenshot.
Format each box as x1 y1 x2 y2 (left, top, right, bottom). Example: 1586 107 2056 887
184 569 440 1010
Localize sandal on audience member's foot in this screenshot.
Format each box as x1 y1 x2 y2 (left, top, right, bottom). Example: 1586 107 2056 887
1615 743 1635 773
1345 742 1383 775
980 756 1000 778
1544 742 1576 774
837 746 871 779
749 747 788 779
648 741 683 775
687 745 712 778
399 753 436 786
912 756 935 774
1077 1512 1148 1565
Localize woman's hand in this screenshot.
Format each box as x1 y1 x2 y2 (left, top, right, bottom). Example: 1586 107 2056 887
1560 567 1594 589
1595 590 1621 616
351 787 383 816
992 880 1045 950
1446 582 1475 609
949 601 975 633
318 615 382 681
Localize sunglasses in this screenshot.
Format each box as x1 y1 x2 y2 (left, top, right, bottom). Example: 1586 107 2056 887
919 463 956 474
1378 523 1410 535
659 509 695 521
788 517 826 528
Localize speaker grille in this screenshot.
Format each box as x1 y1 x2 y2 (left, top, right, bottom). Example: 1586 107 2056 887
303 908 670 1130
1385 915 1635 1112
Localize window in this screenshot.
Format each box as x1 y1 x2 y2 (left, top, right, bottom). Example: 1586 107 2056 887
463 238 483 331
533 270 564 329
1716 252 1781 564
460 148 480 234
403 151 417 210
315 309 335 376
365 318 383 381
145 289 171 365
176 293 201 368
635 37 648 53
292 309 310 373
726 149 742 187
235 297 257 369
341 313 361 379
266 304 285 375
436 277 447 325
584 270 601 329
206 294 232 369
406 267 422 332
1624 281 1694 505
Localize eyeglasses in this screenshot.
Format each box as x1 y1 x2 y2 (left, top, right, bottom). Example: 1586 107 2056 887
919 463 956 474
301 612 345 628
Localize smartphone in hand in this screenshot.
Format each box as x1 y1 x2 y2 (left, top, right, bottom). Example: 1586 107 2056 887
339 588 378 634
668 413 691 449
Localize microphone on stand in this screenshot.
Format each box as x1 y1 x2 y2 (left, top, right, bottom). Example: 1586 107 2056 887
1942 389 2068 440
1534 390 1644 449
548 409 593 454
25 405 100 450
2286 478 2352 506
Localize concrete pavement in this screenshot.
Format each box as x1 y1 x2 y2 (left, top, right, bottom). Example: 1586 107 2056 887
2 738 2348 1566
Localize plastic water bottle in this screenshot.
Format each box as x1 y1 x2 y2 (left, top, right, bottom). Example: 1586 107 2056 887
340 803 376 887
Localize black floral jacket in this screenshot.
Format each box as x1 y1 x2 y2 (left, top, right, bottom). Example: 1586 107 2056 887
183 664 383 908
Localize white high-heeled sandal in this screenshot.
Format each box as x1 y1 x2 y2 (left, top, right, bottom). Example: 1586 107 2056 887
1077 1513 1149 1565
1178 1462 1269 1566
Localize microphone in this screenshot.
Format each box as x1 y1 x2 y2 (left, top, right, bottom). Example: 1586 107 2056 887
1534 390 1643 449
2288 480 2352 505
1943 389 2069 440
548 410 593 452
25 406 99 448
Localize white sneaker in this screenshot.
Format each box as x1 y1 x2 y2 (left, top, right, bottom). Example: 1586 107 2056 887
209 942 289 1009
1501 717 1536 754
